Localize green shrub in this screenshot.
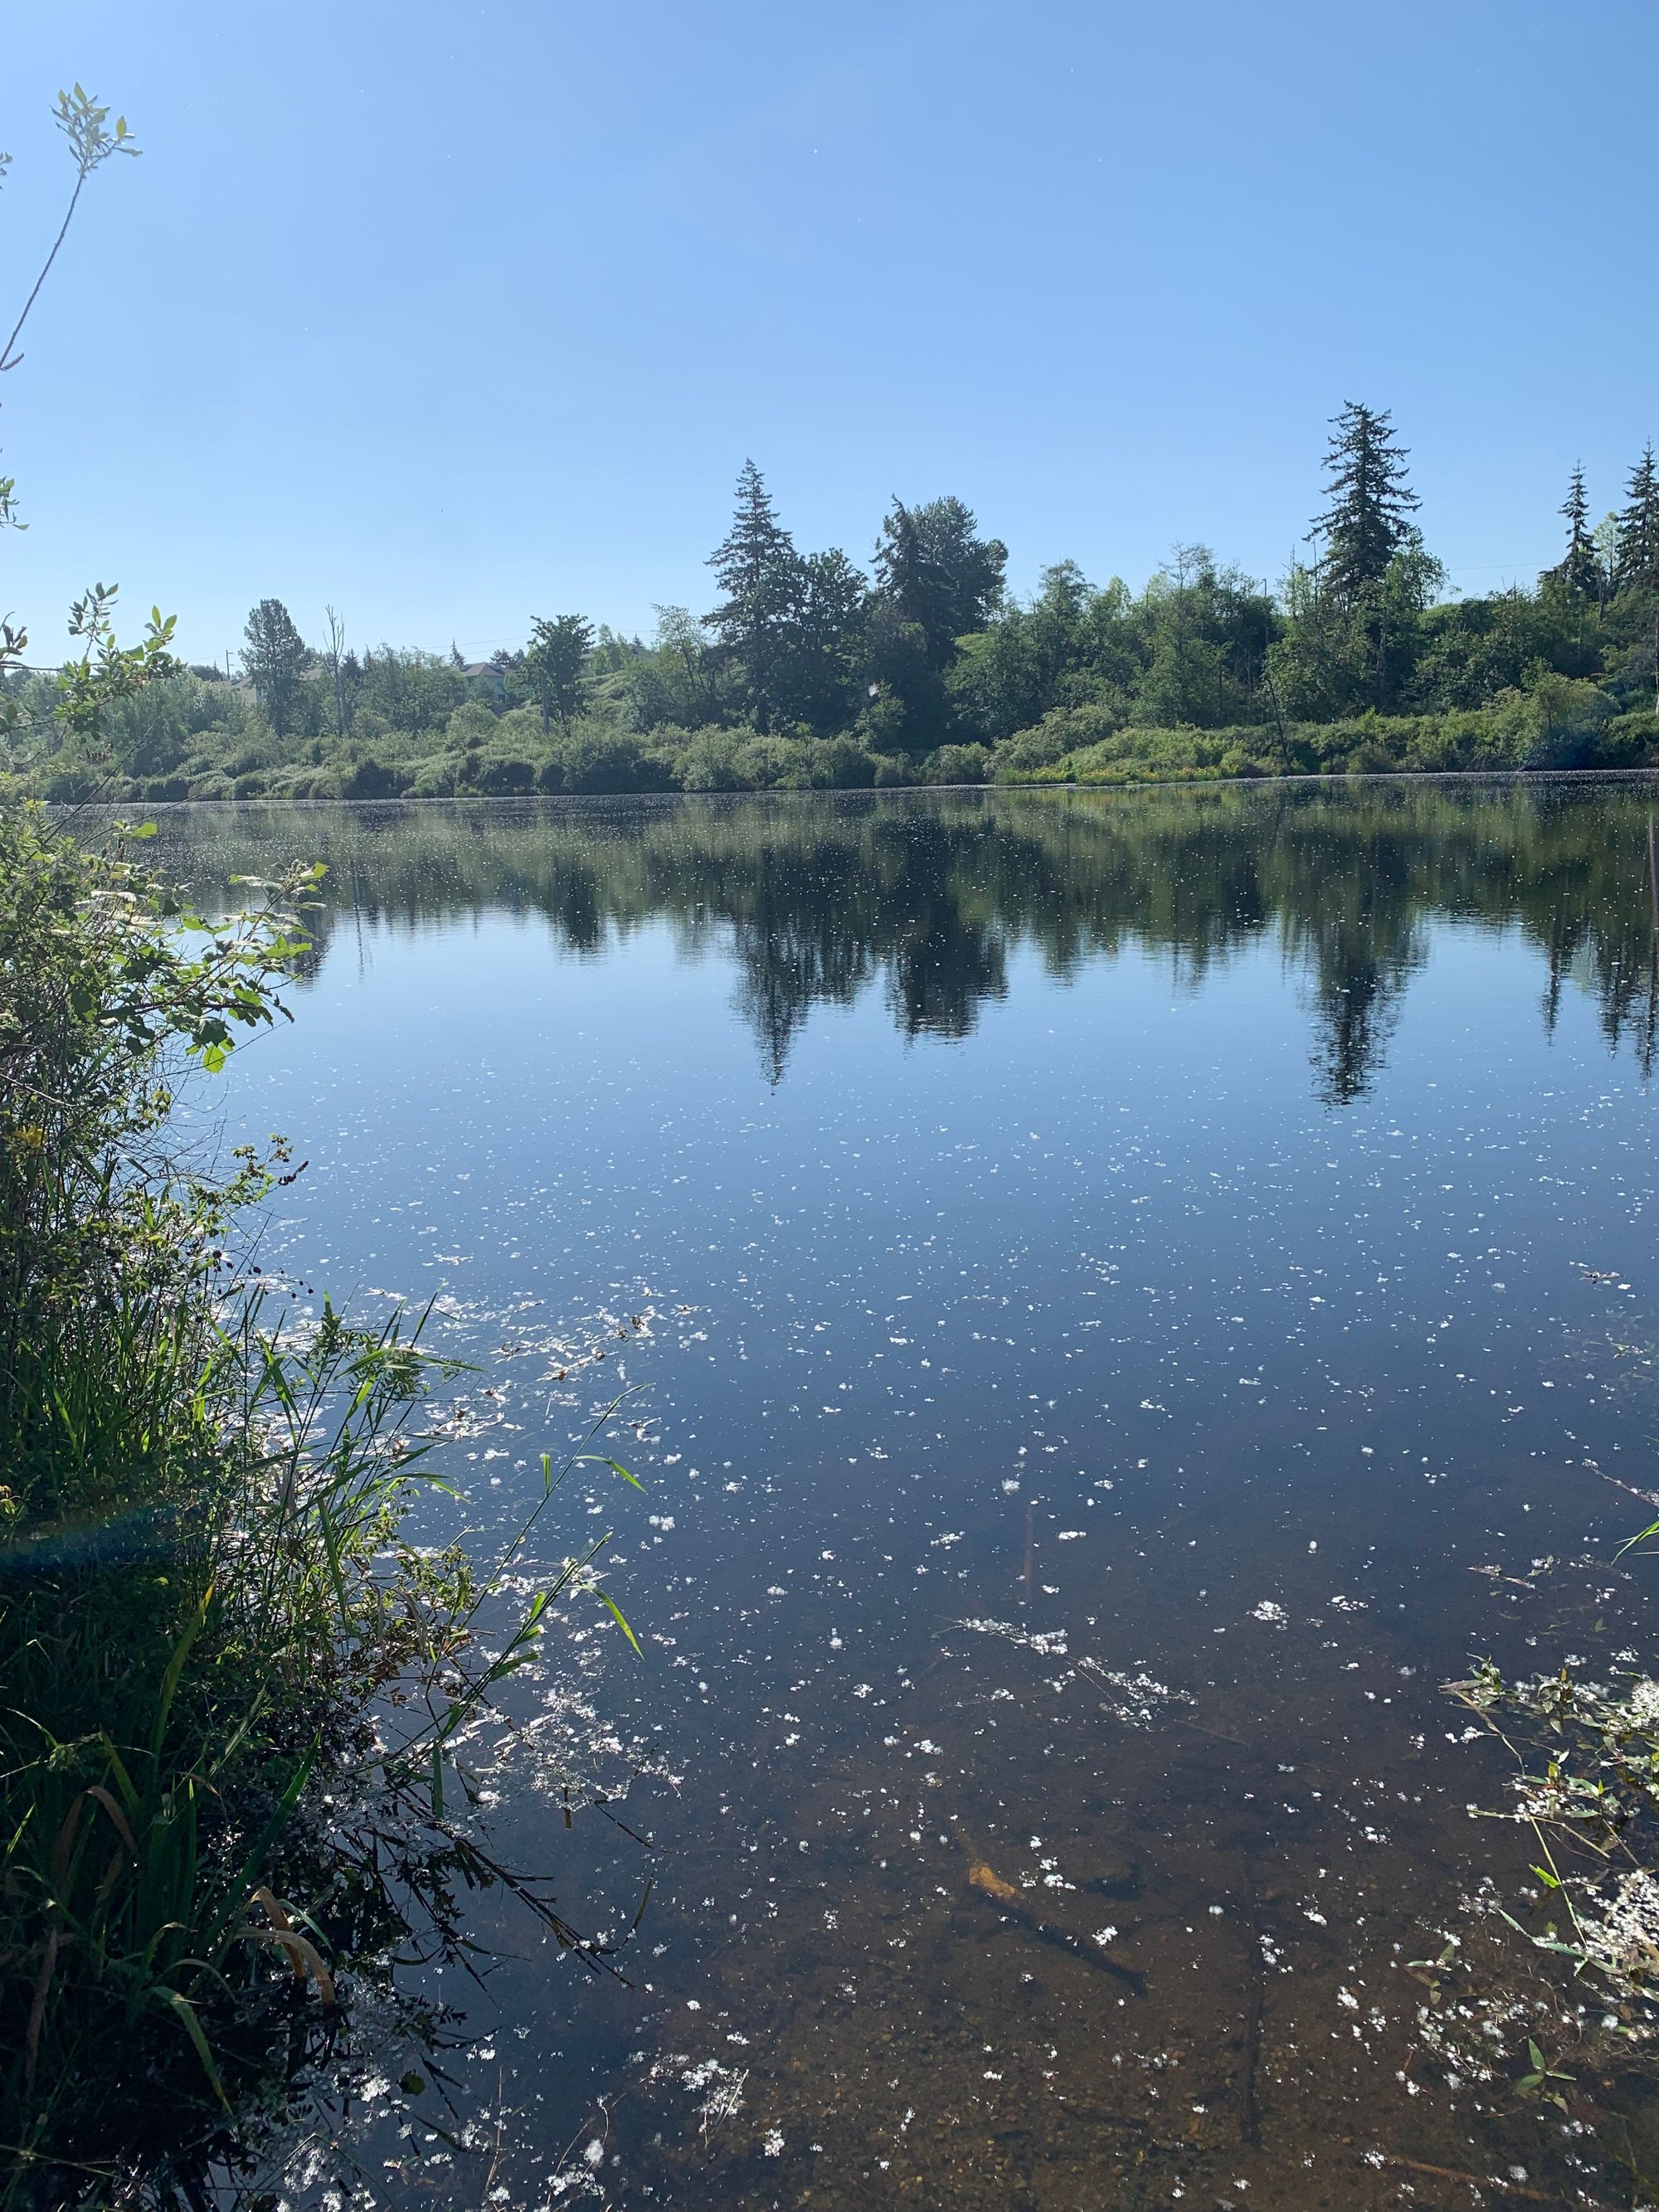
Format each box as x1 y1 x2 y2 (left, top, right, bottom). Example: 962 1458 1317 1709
339 756 402 800
474 756 537 795
672 726 748 790
994 716 1076 776
1496 673 1617 770
445 699 499 750
0 811 640 2192
1598 710 1659 767
807 734 880 788
1034 702 1125 757
553 723 674 794
1219 743 1267 776
268 767 328 800
1344 737 1399 776
409 756 460 798
927 742 991 785
496 703 545 749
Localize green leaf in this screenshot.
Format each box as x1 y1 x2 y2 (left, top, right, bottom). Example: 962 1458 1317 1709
595 1587 644 1658
153 1988 227 2106
572 1452 643 1490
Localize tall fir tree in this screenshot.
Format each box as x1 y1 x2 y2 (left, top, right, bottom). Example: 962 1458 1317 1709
1557 461 1601 596
703 460 805 729
1614 443 1659 597
241 597 309 737
1311 402 1421 605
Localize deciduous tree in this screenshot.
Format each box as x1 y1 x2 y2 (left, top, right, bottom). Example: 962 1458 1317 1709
321 605 353 741
526 613 595 731
873 496 1006 668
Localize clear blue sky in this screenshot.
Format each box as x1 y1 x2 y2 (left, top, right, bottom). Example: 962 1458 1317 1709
4 0 1655 668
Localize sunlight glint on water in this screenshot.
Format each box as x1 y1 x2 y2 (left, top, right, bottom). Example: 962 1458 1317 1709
153 784 1659 2207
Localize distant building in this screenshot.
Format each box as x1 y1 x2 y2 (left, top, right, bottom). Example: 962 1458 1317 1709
458 661 508 702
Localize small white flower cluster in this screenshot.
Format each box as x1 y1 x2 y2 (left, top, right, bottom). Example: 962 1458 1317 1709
1578 1868 1659 1983
956 1616 1069 1657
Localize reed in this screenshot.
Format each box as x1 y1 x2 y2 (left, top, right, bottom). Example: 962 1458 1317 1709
0 807 635 2204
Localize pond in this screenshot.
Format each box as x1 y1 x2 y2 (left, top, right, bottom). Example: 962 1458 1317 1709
150 781 1659 2209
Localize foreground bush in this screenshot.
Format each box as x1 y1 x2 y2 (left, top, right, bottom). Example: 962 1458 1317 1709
0 808 630 2202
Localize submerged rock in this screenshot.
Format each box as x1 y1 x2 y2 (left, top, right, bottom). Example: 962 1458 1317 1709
1080 1851 1142 1899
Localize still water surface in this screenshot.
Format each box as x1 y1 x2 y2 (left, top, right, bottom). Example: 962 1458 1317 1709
153 784 1659 2209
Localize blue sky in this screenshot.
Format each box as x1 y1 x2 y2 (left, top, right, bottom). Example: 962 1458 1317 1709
4 0 1655 668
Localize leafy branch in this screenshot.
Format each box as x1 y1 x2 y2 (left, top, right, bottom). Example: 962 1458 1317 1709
0 85 139 384
0 86 168 768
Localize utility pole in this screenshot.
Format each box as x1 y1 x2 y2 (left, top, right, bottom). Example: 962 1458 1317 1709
1263 663 1291 779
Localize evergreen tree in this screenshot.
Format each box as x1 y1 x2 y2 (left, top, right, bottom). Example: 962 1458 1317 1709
1311 402 1421 605
1614 444 1659 597
703 460 805 729
873 499 926 629
1557 462 1601 596
241 598 309 737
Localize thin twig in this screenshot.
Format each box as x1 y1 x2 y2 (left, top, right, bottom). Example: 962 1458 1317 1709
1376 2151 1599 2204
0 171 86 373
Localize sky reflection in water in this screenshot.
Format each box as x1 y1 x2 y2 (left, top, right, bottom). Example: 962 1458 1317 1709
155 785 1659 2208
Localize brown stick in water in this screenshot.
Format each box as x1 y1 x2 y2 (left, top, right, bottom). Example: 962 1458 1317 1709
955 1826 1146 1996
1236 1851 1265 2146
1377 2152 1592 2205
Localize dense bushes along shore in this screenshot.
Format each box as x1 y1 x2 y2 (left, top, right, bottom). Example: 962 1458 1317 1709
22 691 1659 806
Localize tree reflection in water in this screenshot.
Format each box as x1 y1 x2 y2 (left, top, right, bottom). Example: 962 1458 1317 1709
148 780 1659 1101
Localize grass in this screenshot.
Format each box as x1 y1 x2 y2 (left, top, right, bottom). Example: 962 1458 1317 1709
0 805 640 2205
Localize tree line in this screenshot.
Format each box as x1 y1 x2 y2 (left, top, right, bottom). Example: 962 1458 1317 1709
13 405 1659 802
